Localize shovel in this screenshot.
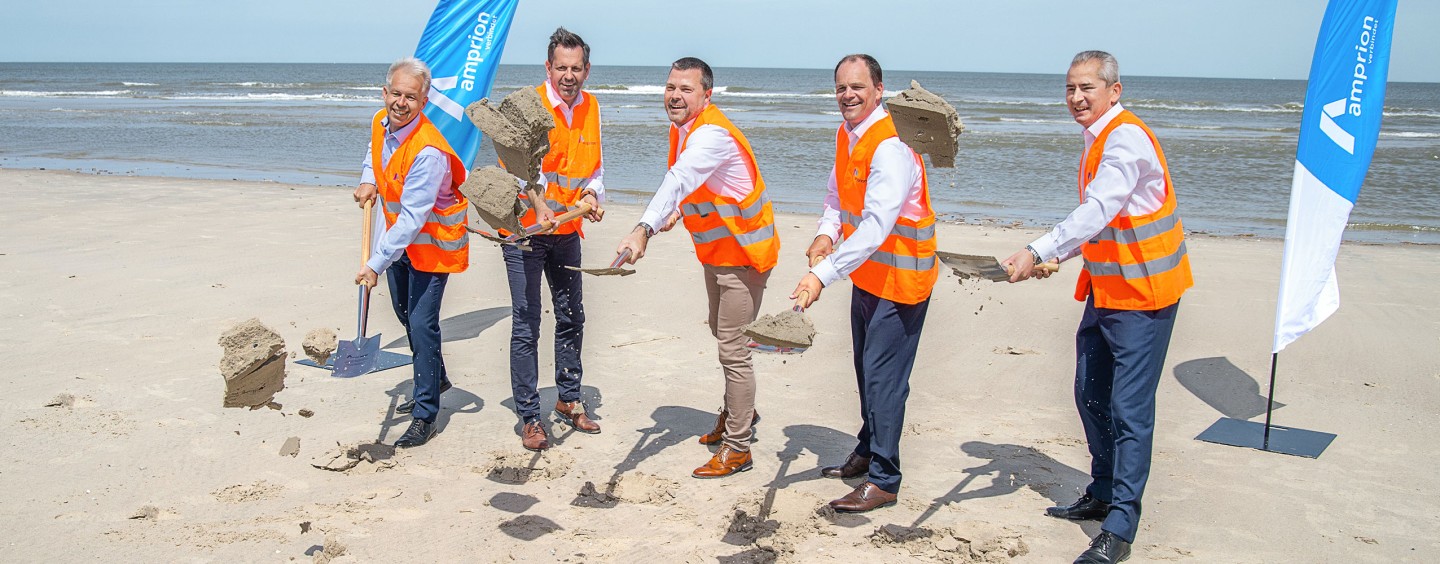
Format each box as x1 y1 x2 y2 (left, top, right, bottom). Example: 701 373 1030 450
744 290 816 350
466 202 598 251
332 199 384 378
565 248 636 276
937 250 1058 282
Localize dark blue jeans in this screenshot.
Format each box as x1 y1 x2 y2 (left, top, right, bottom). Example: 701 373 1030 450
502 233 585 423
385 254 449 424
1075 295 1180 543
850 286 930 494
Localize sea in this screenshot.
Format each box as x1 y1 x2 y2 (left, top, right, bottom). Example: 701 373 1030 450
3 62 1438 244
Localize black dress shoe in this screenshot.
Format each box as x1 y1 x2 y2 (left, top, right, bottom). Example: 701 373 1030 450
396 380 452 414
1047 493 1109 521
821 452 871 479
393 419 436 448
1074 531 1130 564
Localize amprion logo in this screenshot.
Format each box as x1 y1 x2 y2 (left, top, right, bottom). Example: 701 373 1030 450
1318 15 1380 154
427 11 499 123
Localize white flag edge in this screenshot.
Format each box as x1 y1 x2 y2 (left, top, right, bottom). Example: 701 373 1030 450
1273 160 1350 353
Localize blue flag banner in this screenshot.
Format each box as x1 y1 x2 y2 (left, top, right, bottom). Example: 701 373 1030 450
1274 0 1398 353
413 0 519 169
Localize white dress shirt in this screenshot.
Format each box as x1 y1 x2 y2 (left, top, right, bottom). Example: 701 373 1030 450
542 81 605 201
639 107 756 230
1029 103 1167 263
359 116 456 275
811 107 926 287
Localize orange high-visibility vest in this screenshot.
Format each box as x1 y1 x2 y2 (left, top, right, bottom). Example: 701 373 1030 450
519 82 602 236
669 104 779 272
1074 110 1191 310
370 110 470 274
835 114 938 305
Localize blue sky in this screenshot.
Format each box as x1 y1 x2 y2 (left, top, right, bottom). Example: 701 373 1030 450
6 0 1437 82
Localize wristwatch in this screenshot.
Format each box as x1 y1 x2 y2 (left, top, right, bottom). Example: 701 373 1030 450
637 222 656 239
1026 245 1043 265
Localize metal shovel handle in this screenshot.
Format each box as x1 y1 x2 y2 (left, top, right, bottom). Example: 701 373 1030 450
609 248 632 269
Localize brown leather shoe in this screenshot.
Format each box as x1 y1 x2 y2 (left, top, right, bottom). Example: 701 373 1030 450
554 400 600 434
691 445 753 478
698 409 761 445
521 420 550 451
828 482 897 513
820 452 871 479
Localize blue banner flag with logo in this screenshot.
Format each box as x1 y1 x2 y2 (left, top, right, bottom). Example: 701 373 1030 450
413 0 519 169
1273 0 1398 353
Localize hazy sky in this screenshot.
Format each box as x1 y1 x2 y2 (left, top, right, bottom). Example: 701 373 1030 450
6 0 1438 82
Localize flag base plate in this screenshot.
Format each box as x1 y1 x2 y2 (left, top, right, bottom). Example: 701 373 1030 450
1195 417 1335 458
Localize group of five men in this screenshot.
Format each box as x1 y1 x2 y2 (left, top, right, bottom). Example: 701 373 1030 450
351 26 1189 564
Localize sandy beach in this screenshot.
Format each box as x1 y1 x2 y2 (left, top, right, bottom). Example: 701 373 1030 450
2 167 1437 562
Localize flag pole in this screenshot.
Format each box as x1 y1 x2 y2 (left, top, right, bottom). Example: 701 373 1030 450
1261 352 1279 450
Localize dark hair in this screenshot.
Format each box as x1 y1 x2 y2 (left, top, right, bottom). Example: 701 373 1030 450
670 57 713 91
834 54 882 85
547 27 590 65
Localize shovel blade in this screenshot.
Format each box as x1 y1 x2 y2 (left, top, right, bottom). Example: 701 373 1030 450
331 333 381 378
564 265 636 276
936 251 1011 282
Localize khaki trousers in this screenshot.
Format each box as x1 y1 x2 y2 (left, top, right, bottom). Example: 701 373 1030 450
702 264 769 451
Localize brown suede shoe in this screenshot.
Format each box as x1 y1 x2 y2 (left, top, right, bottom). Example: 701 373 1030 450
698 409 761 445
521 420 550 451
554 400 601 434
691 445 753 478
820 452 871 479
828 482 897 513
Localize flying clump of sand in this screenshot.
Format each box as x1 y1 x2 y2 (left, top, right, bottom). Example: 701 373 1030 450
217 318 286 408
301 328 337 365
461 87 556 234
887 80 964 168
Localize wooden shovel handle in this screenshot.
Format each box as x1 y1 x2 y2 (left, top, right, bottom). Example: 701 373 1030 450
793 289 810 311
528 201 595 235
361 198 374 265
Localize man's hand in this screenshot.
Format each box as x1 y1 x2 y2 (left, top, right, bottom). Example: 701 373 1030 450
1001 249 1037 283
791 273 823 308
353 183 377 208
617 225 649 264
581 193 603 222
658 210 682 233
355 266 378 288
805 235 834 268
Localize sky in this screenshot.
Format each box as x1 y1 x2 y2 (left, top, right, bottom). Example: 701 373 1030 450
5 0 1438 82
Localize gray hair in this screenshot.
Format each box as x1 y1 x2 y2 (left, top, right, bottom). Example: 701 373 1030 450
386 56 431 89
1071 50 1119 86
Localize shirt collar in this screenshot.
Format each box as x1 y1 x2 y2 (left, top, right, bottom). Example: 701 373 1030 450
382 113 422 144
1084 103 1126 140
846 106 890 142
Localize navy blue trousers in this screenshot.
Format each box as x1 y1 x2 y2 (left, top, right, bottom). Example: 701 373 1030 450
1075 294 1180 543
385 255 450 424
850 286 930 494
502 233 585 423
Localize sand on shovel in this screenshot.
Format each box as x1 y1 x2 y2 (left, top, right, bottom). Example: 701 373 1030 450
457 166 527 234
217 318 286 408
887 80 964 168
744 310 816 349
301 328 337 365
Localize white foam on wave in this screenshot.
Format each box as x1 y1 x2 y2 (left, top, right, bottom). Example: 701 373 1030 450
3 89 133 98
166 92 371 102
346 86 383 91
1380 131 1440 138
998 117 1073 124
213 82 307 88
122 82 157 86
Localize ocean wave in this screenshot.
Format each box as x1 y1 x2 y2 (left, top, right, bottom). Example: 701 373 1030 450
956 98 1064 108
165 92 372 102
997 117 1073 124
2 89 133 98
212 81 308 88
1383 109 1440 118
1380 131 1440 138
1348 222 1440 233
122 82 157 86
345 86 383 92
1130 99 1304 114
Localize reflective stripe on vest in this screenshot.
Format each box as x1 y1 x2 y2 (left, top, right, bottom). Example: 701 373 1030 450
370 110 470 274
669 104 780 271
834 114 938 303
1074 110 1191 310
